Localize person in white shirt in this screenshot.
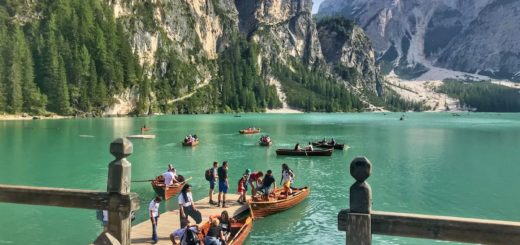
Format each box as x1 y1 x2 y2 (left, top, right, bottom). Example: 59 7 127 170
178 184 202 226
149 196 162 244
163 164 179 186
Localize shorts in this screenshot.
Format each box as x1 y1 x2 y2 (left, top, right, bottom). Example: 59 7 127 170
209 180 216 189
218 180 228 193
283 180 291 189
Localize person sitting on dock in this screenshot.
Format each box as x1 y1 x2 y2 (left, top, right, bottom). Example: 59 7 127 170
204 219 225 245
258 170 276 201
149 196 162 244
294 143 301 151
179 184 202 225
247 170 263 197
170 220 200 245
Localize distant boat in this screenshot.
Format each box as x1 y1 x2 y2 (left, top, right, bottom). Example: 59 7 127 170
312 141 345 150
275 148 333 156
234 114 242 118
239 128 261 134
259 141 272 146
127 134 156 139
182 139 199 146
452 113 461 117
248 187 310 218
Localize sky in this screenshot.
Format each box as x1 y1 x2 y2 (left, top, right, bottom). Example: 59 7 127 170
312 0 325 13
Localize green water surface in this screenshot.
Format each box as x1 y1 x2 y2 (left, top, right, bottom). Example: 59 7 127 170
1 113 519 244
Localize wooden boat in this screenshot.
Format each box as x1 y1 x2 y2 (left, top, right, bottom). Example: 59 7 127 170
239 128 261 134
151 175 191 200
259 141 272 146
182 140 199 146
127 134 156 139
198 216 253 245
275 148 333 156
248 187 310 218
141 127 150 131
312 142 345 150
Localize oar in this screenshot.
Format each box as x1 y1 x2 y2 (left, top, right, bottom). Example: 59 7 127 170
131 179 155 183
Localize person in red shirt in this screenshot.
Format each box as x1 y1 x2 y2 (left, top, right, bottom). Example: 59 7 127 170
247 171 264 197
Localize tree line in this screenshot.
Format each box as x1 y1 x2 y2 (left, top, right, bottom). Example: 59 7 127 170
0 0 141 115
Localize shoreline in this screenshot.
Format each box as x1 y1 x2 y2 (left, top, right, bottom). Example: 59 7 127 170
0 114 71 121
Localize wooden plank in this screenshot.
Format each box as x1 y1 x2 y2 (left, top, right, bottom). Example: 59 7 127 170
346 213 371 245
371 211 520 244
131 194 248 245
0 185 139 212
339 210 520 244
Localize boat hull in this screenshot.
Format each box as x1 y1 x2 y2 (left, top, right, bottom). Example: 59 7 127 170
239 129 261 134
312 142 345 150
198 216 253 245
275 149 333 156
248 187 310 218
151 175 187 200
182 140 199 146
259 141 272 146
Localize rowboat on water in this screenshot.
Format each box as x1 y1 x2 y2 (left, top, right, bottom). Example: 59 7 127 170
259 141 272 146
275 148 333 156
151 175 191 200
311 142 345 150
182 140 199 146
127 134 156 139
239 128 261 134
198 216 253 245
248 187 310 218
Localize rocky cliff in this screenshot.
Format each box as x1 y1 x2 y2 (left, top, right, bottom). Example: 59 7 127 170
318 0 520 81
109 0 384 112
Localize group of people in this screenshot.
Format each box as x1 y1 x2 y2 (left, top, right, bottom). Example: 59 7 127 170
319 138 336 145
146 162 296 244
259 135 271 143
184 134 198 143
294 142 313 151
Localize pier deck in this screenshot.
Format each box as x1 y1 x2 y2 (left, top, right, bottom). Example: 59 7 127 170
131 194 248 245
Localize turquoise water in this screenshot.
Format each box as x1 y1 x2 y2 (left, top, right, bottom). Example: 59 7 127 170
1 113 519 244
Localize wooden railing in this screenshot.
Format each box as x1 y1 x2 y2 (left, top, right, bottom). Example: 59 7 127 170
338 156 520 245
0 138 140 245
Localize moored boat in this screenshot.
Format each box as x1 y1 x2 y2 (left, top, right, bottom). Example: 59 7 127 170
198 216 253 245
239 128 261 134
248 187 310 218
275 148 333 156
151 175 190 200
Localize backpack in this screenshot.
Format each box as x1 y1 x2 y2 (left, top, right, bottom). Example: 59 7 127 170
204 168 212 181
181 227 200 245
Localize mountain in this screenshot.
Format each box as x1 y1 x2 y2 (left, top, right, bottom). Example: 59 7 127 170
318 0 520 81
0 0 406 116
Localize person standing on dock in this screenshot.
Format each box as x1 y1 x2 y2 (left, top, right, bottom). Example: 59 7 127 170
217 161 229 208
149 196 162 244
179 184 202 226
208 161 218 205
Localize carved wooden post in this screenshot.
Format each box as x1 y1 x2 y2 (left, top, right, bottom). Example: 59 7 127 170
106 138 133 244
339 156 372 245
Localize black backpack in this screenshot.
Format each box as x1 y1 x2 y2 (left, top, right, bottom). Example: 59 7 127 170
204 168 212 181
181 227 200 245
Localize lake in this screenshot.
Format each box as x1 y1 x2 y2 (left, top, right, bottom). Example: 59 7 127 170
1 113 519 244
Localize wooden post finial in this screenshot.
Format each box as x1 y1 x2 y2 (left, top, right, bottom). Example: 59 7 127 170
349 156 372 214
107 138 134 245
110 138 133 160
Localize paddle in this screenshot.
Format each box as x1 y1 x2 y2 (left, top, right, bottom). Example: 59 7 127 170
131 179 155 183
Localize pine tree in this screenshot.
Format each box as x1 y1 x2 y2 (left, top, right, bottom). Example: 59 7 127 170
5 25 23 113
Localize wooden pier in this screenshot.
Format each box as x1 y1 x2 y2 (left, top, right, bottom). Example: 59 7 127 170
131 194 248 245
